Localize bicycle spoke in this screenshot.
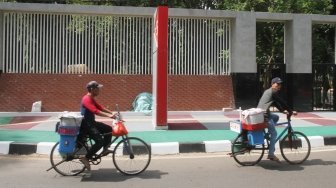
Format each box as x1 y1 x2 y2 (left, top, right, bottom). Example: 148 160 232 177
49 142 87 176
113 137 151 175
280 131 311 164
231 134 264 166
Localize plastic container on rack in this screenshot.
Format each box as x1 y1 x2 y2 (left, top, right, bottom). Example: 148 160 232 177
59 112 83 127
57 112 83 154
242 108 265 125
247 130 264 145
58 125 80 154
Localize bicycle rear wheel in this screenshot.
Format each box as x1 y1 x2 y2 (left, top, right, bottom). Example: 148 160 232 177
280 131 311 164
231 133 265 166
113 137 151 175
50 142 88 176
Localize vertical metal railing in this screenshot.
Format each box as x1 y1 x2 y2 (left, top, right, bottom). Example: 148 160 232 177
313 64 335 111
1 12 231 75
168 18 230 75
2 13 154 74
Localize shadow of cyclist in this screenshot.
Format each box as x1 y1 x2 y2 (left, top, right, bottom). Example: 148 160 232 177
81 169 168 182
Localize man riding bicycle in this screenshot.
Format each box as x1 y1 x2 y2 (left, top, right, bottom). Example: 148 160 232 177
79 81 117 171
257 77 297 162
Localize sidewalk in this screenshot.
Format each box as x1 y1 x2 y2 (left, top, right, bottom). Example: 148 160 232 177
1 110 336 155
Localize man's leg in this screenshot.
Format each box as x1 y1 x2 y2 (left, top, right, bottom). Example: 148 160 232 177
95 122 113 148
268 113 279 156
79 122 104 172
85 125 104 158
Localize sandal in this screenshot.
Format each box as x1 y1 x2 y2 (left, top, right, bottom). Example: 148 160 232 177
80 157 91 171
267 155 281 163
101 149 113 156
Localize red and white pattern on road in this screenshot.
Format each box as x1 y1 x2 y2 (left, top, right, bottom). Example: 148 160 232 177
294 113 336 126
168 114 207 130
0 116 51 130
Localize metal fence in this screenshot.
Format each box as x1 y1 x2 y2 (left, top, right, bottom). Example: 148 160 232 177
1 12 231 75
313 64 335 111
168 18 230 75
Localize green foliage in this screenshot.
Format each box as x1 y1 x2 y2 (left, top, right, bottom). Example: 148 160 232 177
217 0 332 14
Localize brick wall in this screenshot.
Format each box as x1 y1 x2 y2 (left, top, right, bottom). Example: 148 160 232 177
0 73 234 112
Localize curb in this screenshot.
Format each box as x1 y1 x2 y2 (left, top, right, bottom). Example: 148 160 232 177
1 135 336 155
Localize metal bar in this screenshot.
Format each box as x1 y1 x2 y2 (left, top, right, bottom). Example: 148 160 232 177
105 16 108 74
192 19 195 75
42 14 46 73
83 16 87 74
32 14 36 73
228 20 231 74
183 18 186 75
14 13 18 72
3 13 6 72
116 16 120 74
19 13 22 73
52 14 55 73
168 18 172 75
139 17 142 74
90 16 93 74
93 16 96 74
131 17 135 74
113 16 116 74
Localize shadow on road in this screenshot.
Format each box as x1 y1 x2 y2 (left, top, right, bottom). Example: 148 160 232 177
258 158 336 171
81 169 168 182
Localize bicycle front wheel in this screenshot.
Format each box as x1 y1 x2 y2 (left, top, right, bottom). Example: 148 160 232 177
231 133 265 166
50 142 88 176
113 137 151 175
280 131 311 164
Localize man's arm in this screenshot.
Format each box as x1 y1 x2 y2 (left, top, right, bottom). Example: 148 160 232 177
83 96 116 118
272 93 293 113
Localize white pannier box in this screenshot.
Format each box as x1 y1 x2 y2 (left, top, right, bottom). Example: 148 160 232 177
242 108 264 125
60 112 83 127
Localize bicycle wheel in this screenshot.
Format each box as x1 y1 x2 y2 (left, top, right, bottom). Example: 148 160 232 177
50 141 88 176
113 137 151 175
280 131 311 164
231 133 265 166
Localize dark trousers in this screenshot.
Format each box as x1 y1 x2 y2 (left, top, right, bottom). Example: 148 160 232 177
79 120 112 159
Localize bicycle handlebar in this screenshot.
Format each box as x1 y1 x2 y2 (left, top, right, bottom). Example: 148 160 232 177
286 111 298 121
287 113 292 121
114 104 122 121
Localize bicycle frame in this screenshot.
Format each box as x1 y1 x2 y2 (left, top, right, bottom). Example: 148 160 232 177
274 121 293 143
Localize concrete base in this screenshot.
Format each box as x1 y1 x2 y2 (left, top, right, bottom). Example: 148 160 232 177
155 125 168 130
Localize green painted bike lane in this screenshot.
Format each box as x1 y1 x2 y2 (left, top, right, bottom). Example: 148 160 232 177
1 126 336 144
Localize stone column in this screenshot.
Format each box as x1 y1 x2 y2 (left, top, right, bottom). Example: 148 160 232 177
231 12 258 108
285 15 312 111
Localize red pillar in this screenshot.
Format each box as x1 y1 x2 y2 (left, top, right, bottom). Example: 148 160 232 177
153 6 168 129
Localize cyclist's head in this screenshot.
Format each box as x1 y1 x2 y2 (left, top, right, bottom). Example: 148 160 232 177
271 77 282 91
86 81 103 92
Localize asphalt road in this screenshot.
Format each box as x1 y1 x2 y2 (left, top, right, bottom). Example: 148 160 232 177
1 147 336 188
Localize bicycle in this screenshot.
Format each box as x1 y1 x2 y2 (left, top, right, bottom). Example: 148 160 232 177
46 106 151 176
230 113 311 166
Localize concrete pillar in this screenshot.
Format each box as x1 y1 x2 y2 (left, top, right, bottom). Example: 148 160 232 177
285 15 312 111
231 11 256 73
231 12 258 108
285 15 312 73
